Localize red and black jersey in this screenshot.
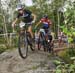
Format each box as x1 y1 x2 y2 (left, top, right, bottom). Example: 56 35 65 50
40 18 52 26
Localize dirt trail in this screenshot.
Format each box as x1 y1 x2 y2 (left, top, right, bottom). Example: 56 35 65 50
0 48 63 73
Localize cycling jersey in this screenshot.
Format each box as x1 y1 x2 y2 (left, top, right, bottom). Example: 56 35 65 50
40 18 52 29
17 9 33 23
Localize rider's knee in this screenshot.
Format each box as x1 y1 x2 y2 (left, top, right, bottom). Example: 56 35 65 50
28 26 32 32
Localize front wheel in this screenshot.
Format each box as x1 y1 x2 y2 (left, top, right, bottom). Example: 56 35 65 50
18 33 28 59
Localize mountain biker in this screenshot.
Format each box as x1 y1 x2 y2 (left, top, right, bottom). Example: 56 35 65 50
35 14 52 42
12 4 36 40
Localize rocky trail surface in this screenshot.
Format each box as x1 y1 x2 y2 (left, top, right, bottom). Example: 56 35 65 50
0 47 64 73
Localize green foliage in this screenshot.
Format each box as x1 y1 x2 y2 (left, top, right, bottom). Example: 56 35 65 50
59 24 75 43
0 15 4 34
0 45 7 54
0 36 5 44
12 35 18 48
53 59 75 73
58 47 75 63
53 60 61 66
67 47 75 58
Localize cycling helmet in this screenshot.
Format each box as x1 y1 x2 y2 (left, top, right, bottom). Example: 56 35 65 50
43 14 48 18
16 4 23 11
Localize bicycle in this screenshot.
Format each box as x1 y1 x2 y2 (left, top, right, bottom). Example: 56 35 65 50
38 28 54 53
18 22 34 59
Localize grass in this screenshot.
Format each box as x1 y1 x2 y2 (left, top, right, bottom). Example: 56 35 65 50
0 45 7 54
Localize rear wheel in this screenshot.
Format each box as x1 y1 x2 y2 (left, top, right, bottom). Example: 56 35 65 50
38 36 41 50
46 35 54 54
38 32 47 51
18 32 28 59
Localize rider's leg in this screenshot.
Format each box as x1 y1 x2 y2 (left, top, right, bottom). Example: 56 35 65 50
28 25 34 39
44 29 49 41
27 25 35 51
38 31 40 38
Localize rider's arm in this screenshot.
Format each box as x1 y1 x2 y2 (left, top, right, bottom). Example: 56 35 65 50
12 18 18 28
35 18 43 28
32 13 36 22
35 21 41 28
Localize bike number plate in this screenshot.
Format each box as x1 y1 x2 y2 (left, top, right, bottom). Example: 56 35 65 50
19 22 25 28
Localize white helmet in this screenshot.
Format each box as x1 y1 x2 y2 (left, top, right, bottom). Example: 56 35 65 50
16 4 23 11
